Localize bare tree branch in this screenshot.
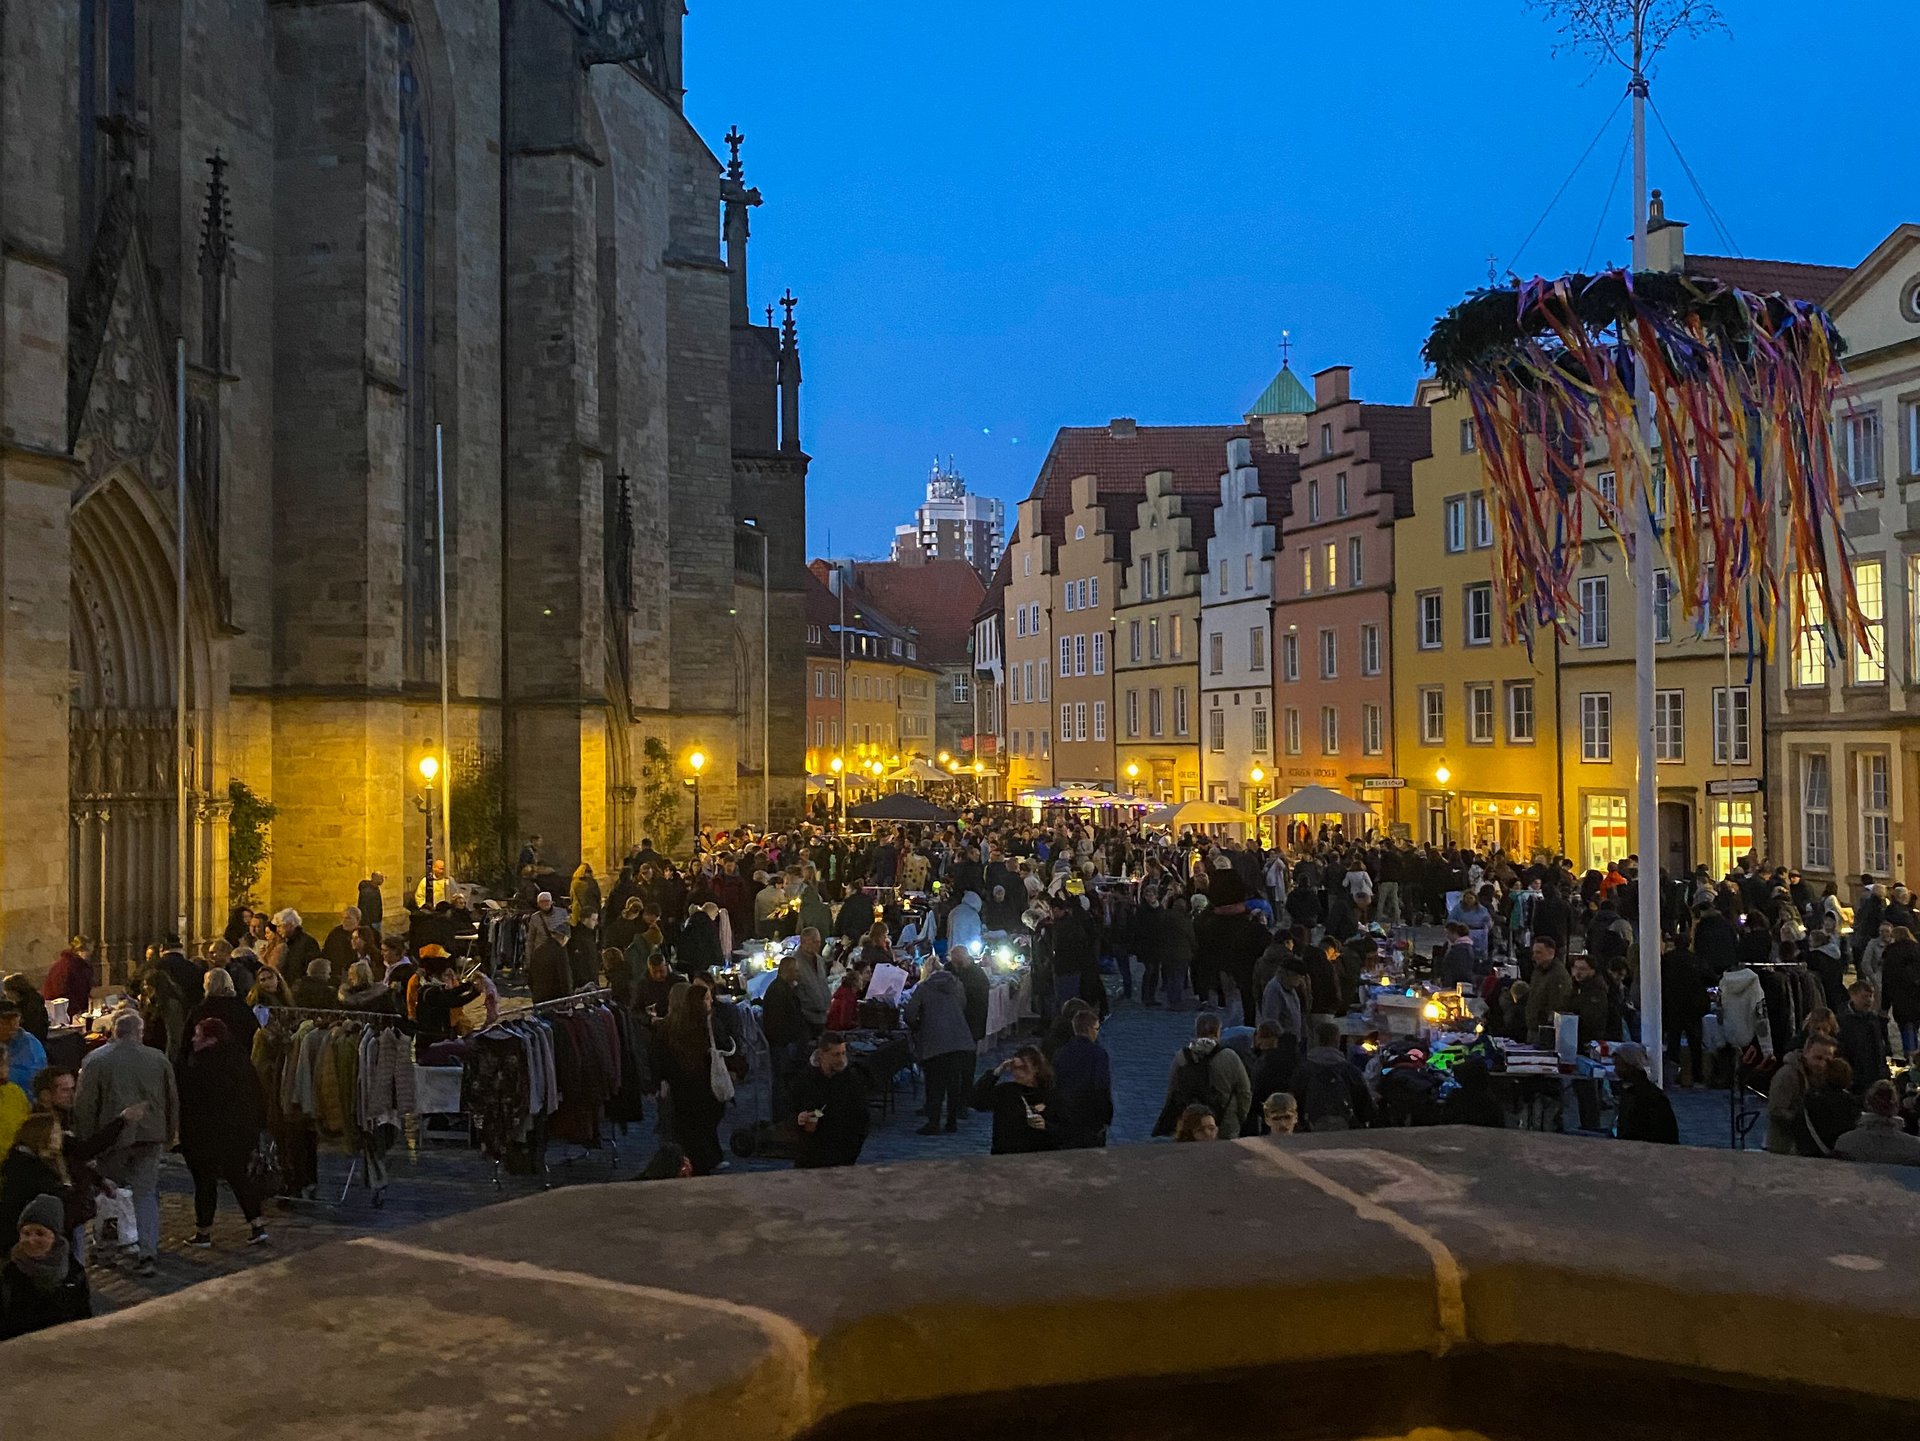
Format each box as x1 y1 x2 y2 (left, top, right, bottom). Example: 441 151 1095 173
1527 0 1727 80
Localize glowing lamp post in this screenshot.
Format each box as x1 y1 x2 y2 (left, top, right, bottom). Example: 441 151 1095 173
418 752 441 906
688 749 706 850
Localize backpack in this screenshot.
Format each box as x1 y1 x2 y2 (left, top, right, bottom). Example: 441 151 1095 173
1297 1056 1357 1131
1172 1045 1224 1117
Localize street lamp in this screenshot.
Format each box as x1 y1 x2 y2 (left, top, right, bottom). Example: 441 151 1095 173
1434 763 1453 847
688 749 706 851
418 753 440 906
1249 764 1267 845
938 750 951 766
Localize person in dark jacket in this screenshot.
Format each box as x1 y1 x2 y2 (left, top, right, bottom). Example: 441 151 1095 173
412 963 481 1062
1835 981 1891 1093
1436 925 1478 986
176 1018 270 1246
1880 927 1920 1054
291 958 336 1010
1 977 49 1044
1610 1043 1677 1144
1297 941 1342 1023
970 1046 1057 1155
1290 1021 1374 1132
0 1193 90 1339
1439 1057 1506 1128
270 911 322 985
759 954 814 1122
527 934 573 1005
184 968 260 1055
949 946 992 1043
0 1116 72 1256
1050 1008 1114 1148
356 873 386 933
1660 932 1711 1086
791 1032 870 1169
905 959 976 1135
1689 905 1737 980
1244 1020 1300 1136
677 903 727 976
40 940 96 1023
320 906 362 980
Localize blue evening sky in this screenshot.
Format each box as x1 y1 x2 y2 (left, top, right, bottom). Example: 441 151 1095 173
683 1 1915 559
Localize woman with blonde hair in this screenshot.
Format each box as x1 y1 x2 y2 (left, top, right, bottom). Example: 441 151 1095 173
186 966 260 1052
246 964 292 1025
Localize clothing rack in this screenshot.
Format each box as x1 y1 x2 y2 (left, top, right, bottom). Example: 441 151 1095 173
474 987 618 1188
261 1006 417 1206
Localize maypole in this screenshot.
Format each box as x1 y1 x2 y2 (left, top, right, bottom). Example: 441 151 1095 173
1428 1 1863 1087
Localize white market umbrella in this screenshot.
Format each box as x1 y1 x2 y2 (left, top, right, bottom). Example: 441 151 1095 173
1143 799 1252 829
1259 785 1375 818
885 758 948 784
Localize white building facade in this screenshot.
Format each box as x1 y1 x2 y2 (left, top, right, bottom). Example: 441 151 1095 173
1200 438 1289 808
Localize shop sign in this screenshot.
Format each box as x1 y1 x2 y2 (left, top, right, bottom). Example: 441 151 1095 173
1706 777 1761 796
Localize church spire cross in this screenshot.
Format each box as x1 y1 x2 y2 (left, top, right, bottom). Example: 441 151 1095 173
1278 329 1293 368
724 125 745 182
780 288 798 343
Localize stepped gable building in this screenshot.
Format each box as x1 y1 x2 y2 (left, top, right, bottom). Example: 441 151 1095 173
0 1 808 975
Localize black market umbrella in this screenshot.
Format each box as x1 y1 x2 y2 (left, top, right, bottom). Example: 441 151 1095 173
846 794 958 823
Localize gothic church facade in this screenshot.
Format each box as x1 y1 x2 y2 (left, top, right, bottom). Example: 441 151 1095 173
0 0 808 975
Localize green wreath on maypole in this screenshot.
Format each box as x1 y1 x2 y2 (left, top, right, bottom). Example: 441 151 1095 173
1421 266 1865 657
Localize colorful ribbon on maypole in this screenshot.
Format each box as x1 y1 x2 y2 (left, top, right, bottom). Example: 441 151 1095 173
1424 268 1863 661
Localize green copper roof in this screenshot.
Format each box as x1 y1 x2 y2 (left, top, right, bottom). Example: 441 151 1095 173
1248 363 1313 417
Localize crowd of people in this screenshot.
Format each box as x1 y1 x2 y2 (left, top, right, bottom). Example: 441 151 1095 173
7 813 1919 1342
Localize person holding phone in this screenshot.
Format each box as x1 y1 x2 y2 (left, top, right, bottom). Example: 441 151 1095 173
969 1046 1056 1156
791 1032 868 1169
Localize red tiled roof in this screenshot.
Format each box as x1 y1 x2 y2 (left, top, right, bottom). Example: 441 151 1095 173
1685 254 1853 306
1356 404 1435 520
848 559 985 665
1024 422 1256 566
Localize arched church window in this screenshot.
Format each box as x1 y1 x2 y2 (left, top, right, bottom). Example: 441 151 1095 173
398 24 440 681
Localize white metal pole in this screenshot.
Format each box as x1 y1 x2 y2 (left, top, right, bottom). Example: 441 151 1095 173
1630 67 1665 1082
175 340 190 945
762 530 771 831
435 425 452 855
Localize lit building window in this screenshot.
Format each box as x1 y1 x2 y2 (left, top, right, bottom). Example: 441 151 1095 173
1853 558 1885 684
1793 573 1828 687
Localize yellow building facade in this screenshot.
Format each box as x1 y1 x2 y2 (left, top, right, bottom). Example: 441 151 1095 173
1052 475 1122 787
1393 386 1563 856
1114 470 1205 802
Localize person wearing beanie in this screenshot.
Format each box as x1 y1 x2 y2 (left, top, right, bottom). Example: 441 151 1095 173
0 1192 90 1338
1611 1042 1678 1145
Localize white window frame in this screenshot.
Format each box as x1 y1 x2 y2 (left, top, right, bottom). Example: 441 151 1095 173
1248 626 1266 673
1711 686 1750 765
1324 540 1338 589
1307 478 1321 522
1074 701 1087 742
1360 623 1381 677
1335 472 1349 516
1059 702 1071 741
1443 496 1467 553
1129 620 1142 663
1300 547 1311 594
1842 409 1884 489
1507 681 1535 743
1471 493 1493 549
1793 573 1828 688
1092 700 1106 743
1320 705 1340 755
1465 583 1493 647
1466 683 1495 745
1283 707 1302 755
1653 688 1684 763
1802 752 1832 871
1208 707 1227 754
1860 752 1891 876
1091 631 1106 676
1059 636 1072 678
1173 686 1189 737
1418 591 1443 649
1281 632 1299 682
1074 633 1087 677
1853 558 1885 684
1149 689 1163 738
1126 689 1141 737
1419 687 1444 745
1252 707 1269 754
1577 576 1609 648
1348 536 1363 588
1209 630 1225 676
1459 418 1476 453
1362 703 1383 756
1318 627 1337 679
1579 691 1612 762
1653 569 1672 644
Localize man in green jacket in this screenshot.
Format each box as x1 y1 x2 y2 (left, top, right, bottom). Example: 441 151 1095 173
1523 935 1574 1034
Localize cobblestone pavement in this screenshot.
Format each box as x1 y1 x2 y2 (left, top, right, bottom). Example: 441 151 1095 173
87 960 1740 1316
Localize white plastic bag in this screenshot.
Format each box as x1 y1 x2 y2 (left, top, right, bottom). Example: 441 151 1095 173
93 1186 137 1249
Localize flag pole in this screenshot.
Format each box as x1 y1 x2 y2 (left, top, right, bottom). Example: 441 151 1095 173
176 339 191 945
436 423 453 852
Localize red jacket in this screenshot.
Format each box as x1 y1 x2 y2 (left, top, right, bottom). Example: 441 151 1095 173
42 950 94 1017
826 979 860 1032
